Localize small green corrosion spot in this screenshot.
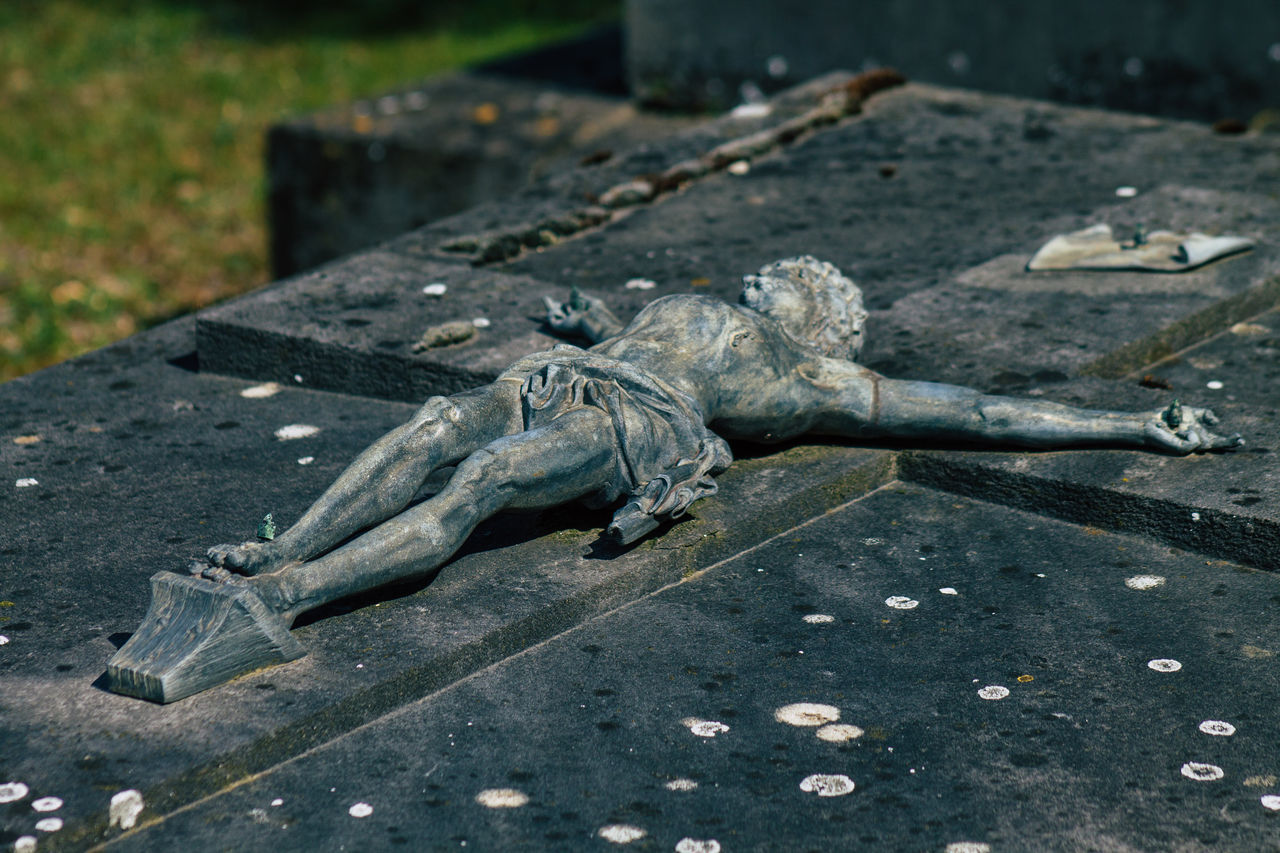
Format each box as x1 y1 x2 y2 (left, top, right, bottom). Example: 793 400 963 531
257 514 277 541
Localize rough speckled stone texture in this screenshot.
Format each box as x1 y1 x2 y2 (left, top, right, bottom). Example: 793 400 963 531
0 319 892 850
6 79 1280 851
626 0 1280 120
104 486 1280 852
267 27 697 277
900 309 1280 573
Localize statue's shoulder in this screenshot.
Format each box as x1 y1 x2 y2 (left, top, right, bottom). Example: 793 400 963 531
632 292 740 323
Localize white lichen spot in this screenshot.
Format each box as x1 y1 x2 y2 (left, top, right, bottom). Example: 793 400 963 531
14 836 36 853
348 802 373 818
946 844 992 853
1181 762 1225 782
31 797 62 812
422 282 448 296
1148 658 1182 673
815 723 864 743
861 537 884 546
293 374 304 384
475 788 529 808
727 160 750 176
1190 512 1201 522
35 818 62 833
799 774 855 797
271 798 284 807
240 382 283 399
598 824 647 844
885 596 919 610
978 685 1009 700
0 782 29 803
682 718 730 738
1199 720 1236 737
472 317 491 328
774 703 840 727
675 838 721 853
1115 186 1139 198
0 635 9 645
802 614 835 624
1261 795 1280 810
109 789 144 830
1231 322 1269 336
15 478 38 488
664 778 698 792
297 457 315 465
1125 575 1165 590
939 587 958 595
730 103 771 119
624 278 657 290
274 424 320 441
1206 380 1224 390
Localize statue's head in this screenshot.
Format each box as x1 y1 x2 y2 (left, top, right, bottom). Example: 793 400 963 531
739 256 868 360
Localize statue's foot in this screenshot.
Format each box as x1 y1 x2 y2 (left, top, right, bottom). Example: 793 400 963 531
206 540 283 576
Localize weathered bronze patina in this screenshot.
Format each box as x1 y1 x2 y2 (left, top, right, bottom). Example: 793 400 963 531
107 257 1239 702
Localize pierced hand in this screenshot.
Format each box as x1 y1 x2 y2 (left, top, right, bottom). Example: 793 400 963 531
542 287 622 342
1143 400 1243 454
542 293 590 335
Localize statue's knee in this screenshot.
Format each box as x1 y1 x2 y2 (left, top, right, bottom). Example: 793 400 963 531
451 447 516 489
412 396 460 426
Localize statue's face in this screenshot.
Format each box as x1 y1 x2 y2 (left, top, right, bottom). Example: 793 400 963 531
740 273 810 331
740 257 867 360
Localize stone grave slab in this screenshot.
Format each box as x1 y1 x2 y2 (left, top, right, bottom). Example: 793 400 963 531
197 252 566 401
102 485 1280 851
268 26 698 276
5 75 1280 852
0 319 892 849
900 308 1280 574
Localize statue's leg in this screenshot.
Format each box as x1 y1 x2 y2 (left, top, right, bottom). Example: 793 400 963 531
241 407 618 624
204 382 523 576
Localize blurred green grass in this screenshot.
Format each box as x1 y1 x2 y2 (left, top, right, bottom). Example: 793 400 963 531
0 0 618 380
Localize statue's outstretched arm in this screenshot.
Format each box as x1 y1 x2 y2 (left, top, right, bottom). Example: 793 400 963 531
543 287 626 343
804 360 1240 453
869 377 1241 453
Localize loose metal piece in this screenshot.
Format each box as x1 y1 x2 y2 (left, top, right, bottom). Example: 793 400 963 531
106 256 1241 702
1027 223 1255 272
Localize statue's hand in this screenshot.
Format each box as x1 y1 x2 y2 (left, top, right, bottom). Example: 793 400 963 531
1143 400 1243 454
542 294 590 335
542 288 623 342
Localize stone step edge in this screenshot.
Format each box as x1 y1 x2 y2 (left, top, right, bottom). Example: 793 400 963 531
899 451 1279 572
1081 271 1280 379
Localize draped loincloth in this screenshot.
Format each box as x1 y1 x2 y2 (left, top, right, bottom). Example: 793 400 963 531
498 345 732 526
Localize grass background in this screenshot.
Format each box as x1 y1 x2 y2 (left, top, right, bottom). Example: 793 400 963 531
0 0 618 380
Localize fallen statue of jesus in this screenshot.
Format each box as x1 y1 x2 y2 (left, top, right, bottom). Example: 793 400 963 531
107 256 1240 702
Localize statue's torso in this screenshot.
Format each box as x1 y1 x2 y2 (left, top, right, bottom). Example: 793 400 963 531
590 294 851 441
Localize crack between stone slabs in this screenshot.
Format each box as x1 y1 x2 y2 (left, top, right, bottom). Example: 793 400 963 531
434 68 907 267
898 451 1280 572
1080 271 1280 379
86 469 903 851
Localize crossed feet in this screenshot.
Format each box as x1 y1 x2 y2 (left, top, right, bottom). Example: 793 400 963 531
188 540 297 620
